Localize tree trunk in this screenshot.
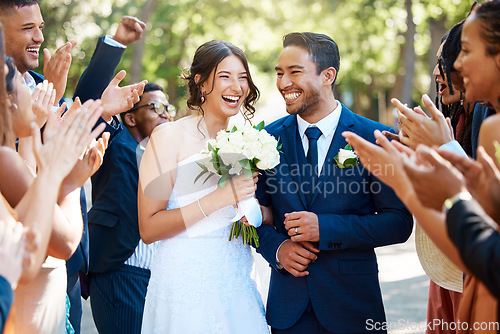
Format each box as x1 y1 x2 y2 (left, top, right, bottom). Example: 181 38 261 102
130 0 160 83
428 16 447 102
400 0 416 106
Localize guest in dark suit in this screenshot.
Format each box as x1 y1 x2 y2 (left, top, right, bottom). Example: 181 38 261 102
1 2 146 331
68 16 146 333
88 82 173 334
256 32 413 334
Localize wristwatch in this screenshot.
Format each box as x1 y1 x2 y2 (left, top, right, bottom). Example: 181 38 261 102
443 191 472 213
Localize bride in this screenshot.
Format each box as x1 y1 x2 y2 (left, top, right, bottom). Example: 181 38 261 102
138 40 269 333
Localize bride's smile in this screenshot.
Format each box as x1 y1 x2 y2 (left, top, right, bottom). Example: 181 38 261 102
200 54 249 119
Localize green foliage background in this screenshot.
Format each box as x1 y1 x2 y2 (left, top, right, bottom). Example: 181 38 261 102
38 0 474 123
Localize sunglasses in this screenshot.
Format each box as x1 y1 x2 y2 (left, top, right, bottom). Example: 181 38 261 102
129 102 177 117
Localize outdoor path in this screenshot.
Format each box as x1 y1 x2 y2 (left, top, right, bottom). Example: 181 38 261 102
81 226 429 334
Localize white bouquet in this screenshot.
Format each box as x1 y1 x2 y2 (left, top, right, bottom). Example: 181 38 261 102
195 121 281 246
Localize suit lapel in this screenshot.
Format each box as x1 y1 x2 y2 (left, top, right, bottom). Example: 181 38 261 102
309 105 355 206
280 116 308 208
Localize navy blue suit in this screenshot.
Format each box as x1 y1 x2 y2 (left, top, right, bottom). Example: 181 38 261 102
471 104 495 159
0 276 13 333
87 123 151 333
256 104 413 333
88 124 141 273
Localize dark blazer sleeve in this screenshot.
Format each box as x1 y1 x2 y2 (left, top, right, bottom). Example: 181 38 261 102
73 36 126 134
447 199 500 298
66 36 125 276
0 276 13 333
73 36 125 102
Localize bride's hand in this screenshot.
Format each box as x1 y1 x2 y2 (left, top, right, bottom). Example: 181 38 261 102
219 172 258 207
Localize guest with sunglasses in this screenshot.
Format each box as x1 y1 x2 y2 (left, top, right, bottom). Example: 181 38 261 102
86 83 173 334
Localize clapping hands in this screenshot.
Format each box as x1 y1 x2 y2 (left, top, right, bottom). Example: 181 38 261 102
43 40 77 103
32 99 106 182
439 147 500 223
387 95 454 149
31 80 56 128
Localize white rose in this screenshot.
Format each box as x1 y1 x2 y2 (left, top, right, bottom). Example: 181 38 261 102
256 148 280 170
227 131 245 149
218 142 245 167
338 149 357 164
258 131 278 146
242 141 262 160
215 130 230 144
243 127 260 143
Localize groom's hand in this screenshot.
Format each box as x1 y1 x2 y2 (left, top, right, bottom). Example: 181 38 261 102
284 211 320 242
277 240 318 277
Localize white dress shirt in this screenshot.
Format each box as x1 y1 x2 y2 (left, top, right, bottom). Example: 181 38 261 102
296 101 343 174
275 101 343 267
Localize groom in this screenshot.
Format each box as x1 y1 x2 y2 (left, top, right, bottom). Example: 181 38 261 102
256 32 413 333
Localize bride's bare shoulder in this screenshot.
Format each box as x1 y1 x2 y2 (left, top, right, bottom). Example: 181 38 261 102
150 114 199 139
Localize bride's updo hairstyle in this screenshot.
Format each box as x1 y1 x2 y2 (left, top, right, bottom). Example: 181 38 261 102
182 40 259 120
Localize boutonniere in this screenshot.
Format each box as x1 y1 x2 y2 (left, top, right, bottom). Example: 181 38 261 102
334 144 360 168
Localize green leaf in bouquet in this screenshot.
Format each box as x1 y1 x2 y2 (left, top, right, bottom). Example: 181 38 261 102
196 161 208 171
239 158 252 170
254 121 265 131
202 172 215 184
207 141 214 152
277 136 283 152
231 126 238 133
345 143 353 150
342 157 358 168
243 168 253 178
194 169 207 184
219 173 229 188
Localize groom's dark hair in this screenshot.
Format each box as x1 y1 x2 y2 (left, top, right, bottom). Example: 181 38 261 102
0 0 39 11
283 32 340 86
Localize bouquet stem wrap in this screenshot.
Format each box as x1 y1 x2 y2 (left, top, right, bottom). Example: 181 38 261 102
232 197 262 228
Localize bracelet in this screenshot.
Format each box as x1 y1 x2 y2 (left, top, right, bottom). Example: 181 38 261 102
197 199 208 218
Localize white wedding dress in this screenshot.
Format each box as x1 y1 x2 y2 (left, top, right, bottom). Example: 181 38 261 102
141 154 269 334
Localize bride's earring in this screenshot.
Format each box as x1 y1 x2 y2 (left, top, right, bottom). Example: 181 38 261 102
201 96 205 103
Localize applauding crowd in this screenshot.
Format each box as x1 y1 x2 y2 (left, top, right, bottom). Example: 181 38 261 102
1 0 500 334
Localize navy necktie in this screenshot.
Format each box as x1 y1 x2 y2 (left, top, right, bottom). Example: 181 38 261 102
305 126 322 176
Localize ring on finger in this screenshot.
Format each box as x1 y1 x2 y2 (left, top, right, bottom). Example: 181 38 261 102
294 227 298 235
